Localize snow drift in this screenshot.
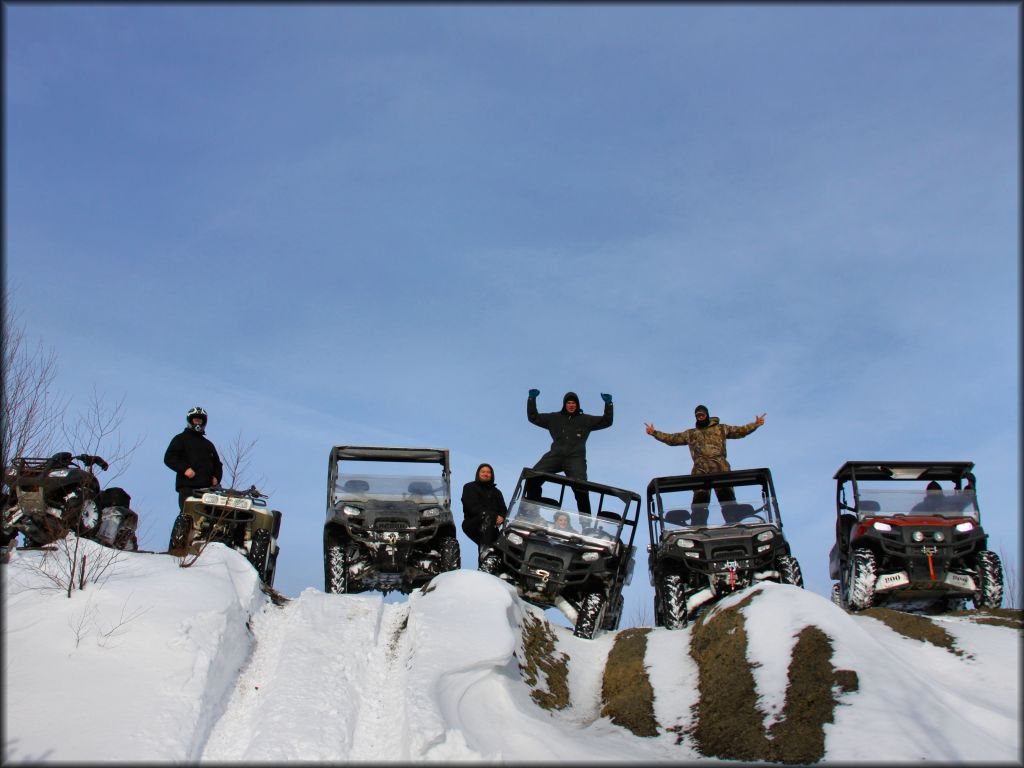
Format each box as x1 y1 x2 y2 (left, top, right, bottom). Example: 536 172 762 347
2 538 1020 763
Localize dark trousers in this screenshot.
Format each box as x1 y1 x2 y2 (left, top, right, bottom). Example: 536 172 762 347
690 486 736 526
177 487 198 512
525 452 592 515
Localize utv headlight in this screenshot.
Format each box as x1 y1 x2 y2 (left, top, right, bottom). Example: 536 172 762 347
581 551 600 562
756 530 775 542
955 521 975 533
421 507 441 518
507 532 524 546
933 531 945 542
343 505 362 517
676 538 696 549
912 531 925 542
873 521 893 532
49 469 70 478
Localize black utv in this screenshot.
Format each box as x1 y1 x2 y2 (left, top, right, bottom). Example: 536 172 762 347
830 461 1002 612
324 446 459 595
646 467 803 629
480 469 640 639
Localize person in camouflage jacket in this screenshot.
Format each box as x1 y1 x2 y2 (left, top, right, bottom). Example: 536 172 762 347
644 404 766 504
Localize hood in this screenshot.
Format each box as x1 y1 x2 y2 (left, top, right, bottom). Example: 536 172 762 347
561 392 582 413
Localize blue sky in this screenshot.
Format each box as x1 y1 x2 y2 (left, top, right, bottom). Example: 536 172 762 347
5 4 1019 618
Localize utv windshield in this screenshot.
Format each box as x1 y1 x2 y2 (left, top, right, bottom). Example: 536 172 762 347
657 485 778 529
333 473 449 505
855 487 978 520
509 498 622 548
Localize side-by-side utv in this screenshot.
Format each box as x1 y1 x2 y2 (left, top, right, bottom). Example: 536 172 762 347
481 469 640 639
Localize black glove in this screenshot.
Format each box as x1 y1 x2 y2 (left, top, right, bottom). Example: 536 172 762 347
528 389 540 398
601 393 613 404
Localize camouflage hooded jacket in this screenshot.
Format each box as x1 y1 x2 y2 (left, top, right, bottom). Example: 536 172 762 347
651 416 759 474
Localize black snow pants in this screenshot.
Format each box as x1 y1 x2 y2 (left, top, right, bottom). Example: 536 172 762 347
525 451 592 515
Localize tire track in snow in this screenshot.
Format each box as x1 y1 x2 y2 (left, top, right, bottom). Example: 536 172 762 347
200 589 387 761
347 601 414 761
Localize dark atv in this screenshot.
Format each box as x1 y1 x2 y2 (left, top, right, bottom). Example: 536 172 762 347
2 452 139 551
324 446 459 595
480 469 640 639
830 461 1002 612
646 467 803 629
169 485 282 587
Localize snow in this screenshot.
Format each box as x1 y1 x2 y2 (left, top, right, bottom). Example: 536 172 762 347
2 538 1020 764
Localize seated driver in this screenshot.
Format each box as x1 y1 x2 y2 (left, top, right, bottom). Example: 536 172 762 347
553 510 577 533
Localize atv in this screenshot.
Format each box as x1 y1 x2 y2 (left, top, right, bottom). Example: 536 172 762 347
324 446 459 595
830 461 1002 612
2 452 139 551
169 485 282 587
646 467 804 629
480 469 640 639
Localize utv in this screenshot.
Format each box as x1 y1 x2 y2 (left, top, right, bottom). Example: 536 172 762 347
646 467 803 629
2 452 138 550
480 469 640 639
830 461 1002 612
324 446 459 595
169 485 282 587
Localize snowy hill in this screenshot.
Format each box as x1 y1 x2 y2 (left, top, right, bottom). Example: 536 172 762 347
2 538 1020 764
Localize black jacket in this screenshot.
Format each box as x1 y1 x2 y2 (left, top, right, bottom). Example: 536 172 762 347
527 394 613 458
163 428 224 491
461 478 506 545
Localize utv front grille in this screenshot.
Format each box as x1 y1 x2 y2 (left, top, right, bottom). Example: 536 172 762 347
528 554 564 572
374 519 410 532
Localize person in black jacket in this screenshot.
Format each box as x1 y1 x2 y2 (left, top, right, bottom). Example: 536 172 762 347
163 406 224 511
461 463 507 560
525 389 613 514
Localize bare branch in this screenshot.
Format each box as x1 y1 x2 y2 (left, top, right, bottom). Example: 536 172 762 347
1 303 68 471
220 429 263 490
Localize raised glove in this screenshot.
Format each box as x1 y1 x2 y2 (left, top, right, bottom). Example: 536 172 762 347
601 393 612 404
528 389 540 398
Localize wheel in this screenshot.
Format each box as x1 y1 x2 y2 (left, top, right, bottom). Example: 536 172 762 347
77 499 100 535
113 525 138 552
658 572 687 629
574 590 607 639
438 536 461 573
324 527 348 594
600 592 624 631
972 550 1004 609
265 549 280 589
248 529 273 584
777 554 805 587
846 548 877 611
168 514 193 552
831 583 842 607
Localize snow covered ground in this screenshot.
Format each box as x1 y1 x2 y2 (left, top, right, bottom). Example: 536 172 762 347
2 537 1020 764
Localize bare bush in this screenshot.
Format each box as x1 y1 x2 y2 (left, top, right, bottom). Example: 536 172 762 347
60 387 141 485
999 547 1019 609
1 304 67 471
14 535 126 598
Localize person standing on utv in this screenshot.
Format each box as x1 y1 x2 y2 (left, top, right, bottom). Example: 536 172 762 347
460 463 507 561
526 389 613 514
163 406 224 512
645 404 765 505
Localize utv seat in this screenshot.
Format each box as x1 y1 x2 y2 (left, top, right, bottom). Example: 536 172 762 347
407 481 434 496
664 509 691 526
343 479 370 493
722 503 756 524
596 511 622 522
858 500 881 513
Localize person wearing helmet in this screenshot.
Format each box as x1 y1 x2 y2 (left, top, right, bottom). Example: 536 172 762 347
163 406 224 511
525 389 613 514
